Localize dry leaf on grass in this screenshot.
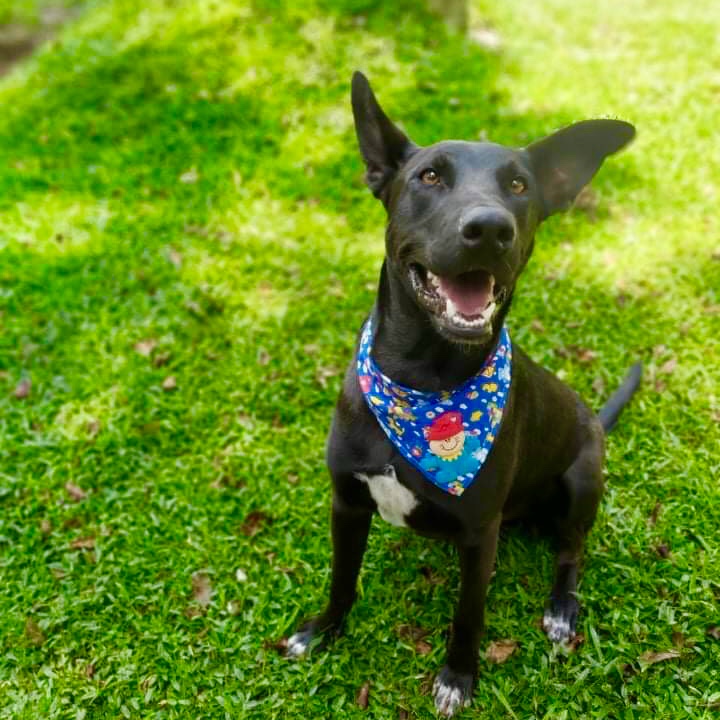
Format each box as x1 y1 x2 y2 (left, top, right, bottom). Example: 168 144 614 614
134 339 157 357
638 649 680 665
469 27 502 51
64 482 87 502
14 378 31 399
659 357 678 374
356 681 370 709
592 377 605 394
671 631 686 647
576 348 598 363
419 565 444 585
316 365 339 389
70 536 95 550
87 419 101 438
167 248 183 267
153 352 171 368
566 633 585 652
191 572 213 608
179 167 199 184
184 606 203 620
706 626 720 640
240 510 271 537
162 375 177 391
395 624 430 643
622 662 637 677
25 618 45 646
648 501 662 527
486 639 518 663
415 639 432 655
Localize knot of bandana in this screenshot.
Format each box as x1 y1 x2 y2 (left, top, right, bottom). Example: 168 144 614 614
356 320 512 496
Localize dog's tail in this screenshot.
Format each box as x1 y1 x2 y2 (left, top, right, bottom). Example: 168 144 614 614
598 362 642 433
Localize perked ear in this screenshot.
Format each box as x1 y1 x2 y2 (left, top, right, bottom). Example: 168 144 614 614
526 119 635 218
351 71 417 201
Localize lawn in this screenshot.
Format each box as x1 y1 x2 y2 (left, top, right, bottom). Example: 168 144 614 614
0 0 718 718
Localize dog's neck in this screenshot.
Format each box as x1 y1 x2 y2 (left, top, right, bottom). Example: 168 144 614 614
371 260 507 392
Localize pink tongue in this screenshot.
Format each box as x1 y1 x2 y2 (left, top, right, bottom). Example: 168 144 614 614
437 270 493 316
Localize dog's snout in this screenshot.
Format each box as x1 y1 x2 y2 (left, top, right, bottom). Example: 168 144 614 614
460 207 515 253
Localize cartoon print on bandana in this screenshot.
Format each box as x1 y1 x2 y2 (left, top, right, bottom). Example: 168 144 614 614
356 318 513 497
420 412 481 484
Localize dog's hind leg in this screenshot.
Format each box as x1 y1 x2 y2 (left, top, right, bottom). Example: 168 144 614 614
542 422 604 644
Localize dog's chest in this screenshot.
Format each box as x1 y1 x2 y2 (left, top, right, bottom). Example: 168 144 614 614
355 466 418 527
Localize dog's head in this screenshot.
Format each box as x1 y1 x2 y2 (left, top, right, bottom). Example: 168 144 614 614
351 72 635 345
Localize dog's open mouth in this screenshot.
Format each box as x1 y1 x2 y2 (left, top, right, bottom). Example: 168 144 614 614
409 263 507 336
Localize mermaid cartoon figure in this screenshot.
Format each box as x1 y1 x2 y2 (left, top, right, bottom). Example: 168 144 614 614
419 411 481 484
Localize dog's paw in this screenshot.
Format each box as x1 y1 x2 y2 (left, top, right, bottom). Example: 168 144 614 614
285 616 342 658
432 665 473 717
285 629 313 658
542 596 579 644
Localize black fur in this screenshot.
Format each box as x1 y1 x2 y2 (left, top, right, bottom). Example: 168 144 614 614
289 72 639 716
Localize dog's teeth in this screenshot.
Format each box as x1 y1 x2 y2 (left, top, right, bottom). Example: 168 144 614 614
427 271 441 290
442 298 496 329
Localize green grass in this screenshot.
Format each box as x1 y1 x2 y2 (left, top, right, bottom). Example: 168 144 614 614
0 0 718 717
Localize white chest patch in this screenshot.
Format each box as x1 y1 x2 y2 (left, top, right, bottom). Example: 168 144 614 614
356 466 418 527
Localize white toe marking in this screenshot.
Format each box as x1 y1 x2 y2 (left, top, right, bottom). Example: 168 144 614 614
542 611 574 643
356 466 418 527
433 676 470 717
286 633 310 657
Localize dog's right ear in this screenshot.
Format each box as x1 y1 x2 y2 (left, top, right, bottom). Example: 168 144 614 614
351 72 417 201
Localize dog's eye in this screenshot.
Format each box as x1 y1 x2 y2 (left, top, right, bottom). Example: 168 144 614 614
420 168 440 186
510 177 527 195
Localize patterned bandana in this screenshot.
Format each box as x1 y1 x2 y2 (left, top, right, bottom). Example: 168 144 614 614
357 319 512 496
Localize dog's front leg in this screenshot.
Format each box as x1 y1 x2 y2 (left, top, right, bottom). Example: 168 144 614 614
287 493 372 657
433 515 501 717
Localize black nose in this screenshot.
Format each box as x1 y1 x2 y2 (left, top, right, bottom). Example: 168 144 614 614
460 207 515 253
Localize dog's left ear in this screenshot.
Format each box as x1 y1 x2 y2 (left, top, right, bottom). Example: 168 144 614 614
526 120 635 218
351 71 417 201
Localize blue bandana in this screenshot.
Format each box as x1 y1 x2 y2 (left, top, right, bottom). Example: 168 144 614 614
357 320 512 496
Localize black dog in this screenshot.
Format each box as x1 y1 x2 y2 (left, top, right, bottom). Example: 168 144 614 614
288 72 640 717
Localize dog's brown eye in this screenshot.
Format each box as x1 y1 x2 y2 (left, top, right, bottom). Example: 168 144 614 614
510 177 527 195
420 168 440 185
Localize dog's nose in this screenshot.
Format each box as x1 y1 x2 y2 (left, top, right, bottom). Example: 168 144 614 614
460 207 515 253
